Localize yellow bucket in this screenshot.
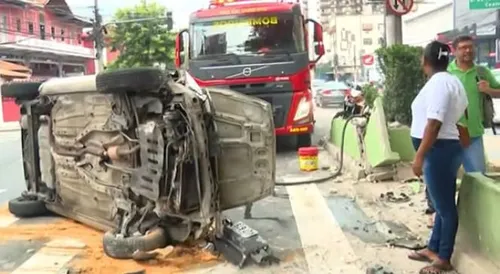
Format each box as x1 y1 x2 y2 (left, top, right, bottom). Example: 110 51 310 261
298 147 319 172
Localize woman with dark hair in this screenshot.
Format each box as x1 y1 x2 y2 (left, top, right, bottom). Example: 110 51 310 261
407 41 469 274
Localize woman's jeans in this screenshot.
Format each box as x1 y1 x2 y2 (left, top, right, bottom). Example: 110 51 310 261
425 136 485 214
412 138 463 260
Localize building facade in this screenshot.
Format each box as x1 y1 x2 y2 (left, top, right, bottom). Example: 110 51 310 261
402 1 453 47
318 0 385 81
0 0 94 125
83 34 119 74
434 0 500 67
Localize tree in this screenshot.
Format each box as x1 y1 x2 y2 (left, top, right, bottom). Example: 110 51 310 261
376 44 426 126
107 0 174 69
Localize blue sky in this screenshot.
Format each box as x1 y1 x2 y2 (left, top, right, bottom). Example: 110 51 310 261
66 0 206 28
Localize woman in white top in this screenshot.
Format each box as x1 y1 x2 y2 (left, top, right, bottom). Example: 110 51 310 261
407 41 469 274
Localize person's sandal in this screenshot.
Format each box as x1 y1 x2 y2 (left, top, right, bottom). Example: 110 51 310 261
408 251 432 262
419 262 453 274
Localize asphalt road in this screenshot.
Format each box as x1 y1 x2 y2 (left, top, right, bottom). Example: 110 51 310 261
0 131 25 205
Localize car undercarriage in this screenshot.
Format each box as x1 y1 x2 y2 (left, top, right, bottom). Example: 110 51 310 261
2 68 277 263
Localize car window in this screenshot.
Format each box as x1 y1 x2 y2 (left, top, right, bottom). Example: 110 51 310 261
324 82 348 90
312 80 325 87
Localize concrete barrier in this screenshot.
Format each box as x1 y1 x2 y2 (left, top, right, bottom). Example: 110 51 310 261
364 98 400 168
388 125 415 162
453 172 500 274
330 117 362 161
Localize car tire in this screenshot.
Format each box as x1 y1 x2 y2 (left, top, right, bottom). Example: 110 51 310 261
317 98 324 108
1 81 42 101
103 227 168 259
96 67 167 94
296 133 312 148
8 196 48 218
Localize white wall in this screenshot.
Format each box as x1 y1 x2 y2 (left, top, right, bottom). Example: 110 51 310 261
403 1 453 47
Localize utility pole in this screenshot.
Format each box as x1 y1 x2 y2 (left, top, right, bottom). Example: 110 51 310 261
384 0 405 46
385 14 403 46
93 0 105 72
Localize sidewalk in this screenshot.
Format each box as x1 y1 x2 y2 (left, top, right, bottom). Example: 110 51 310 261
0 122 19 133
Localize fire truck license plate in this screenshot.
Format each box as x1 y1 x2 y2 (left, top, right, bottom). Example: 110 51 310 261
230 221 258 238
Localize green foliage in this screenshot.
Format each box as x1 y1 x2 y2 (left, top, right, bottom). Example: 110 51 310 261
376 44 426 126
361 84 379 108
107 0 174 69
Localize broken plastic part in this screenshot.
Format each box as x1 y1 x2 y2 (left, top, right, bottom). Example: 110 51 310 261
214 219 280 268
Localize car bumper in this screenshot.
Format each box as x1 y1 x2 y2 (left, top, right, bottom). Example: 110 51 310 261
318 96 344 105
275 123 314 136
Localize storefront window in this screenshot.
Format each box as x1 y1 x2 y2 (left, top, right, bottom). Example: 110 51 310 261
477 40 489 63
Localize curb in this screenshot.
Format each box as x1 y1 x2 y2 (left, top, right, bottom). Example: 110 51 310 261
452 244 500 274
323 142 366 180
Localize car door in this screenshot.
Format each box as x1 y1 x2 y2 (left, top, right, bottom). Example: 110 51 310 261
206 87 276 210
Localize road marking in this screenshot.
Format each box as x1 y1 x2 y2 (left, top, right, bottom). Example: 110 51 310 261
11 239 84 274
0 216 18 227
287 184 363 274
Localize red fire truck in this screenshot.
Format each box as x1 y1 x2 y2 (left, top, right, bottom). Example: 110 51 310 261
174 0 325 148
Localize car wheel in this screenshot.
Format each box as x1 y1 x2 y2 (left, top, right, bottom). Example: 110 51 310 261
296 133 312 148
8 196 48 218
1 81 43 101
102 227 168 259
96 67 167 94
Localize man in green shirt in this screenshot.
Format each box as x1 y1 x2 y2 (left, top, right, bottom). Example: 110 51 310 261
447 35 500 173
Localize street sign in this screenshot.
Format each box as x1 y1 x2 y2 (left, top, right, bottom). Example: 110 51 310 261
469 0 500 10
361 54 375 66
386 0 414 16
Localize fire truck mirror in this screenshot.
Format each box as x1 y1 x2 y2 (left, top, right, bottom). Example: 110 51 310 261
315 43 325 56
313 22 323 43
175 29 188 68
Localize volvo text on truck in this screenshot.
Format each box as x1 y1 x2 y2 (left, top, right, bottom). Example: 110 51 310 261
174 0 325 148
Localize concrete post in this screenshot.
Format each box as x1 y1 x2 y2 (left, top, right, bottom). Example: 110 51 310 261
385 14 403 46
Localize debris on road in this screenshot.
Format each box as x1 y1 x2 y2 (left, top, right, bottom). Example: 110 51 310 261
379 192 410 203
366 264 394 274
214 219 280 268
0 207 219 273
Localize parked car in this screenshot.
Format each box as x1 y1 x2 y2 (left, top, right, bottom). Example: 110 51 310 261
312 79 326 96
1 68 276 259
314 81 350 107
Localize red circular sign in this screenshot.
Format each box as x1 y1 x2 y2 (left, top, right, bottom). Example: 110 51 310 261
386 0 414 16
361 54 374 66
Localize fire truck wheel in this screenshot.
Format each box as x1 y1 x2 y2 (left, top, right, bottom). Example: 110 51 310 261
96 68 167 94
1 82 42 101
296 133 312 148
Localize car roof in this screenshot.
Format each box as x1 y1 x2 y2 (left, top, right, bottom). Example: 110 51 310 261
39 75 97 95
323 81 348 89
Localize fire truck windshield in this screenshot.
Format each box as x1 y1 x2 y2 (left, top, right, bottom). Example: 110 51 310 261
190 13 305 62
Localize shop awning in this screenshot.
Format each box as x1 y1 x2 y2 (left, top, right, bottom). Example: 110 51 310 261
0 69 30 78
0 60 31 73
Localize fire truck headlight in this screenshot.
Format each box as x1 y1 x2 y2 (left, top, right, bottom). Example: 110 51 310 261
293 97 311 122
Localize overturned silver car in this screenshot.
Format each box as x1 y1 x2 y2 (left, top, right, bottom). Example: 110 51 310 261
2 68 275 259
